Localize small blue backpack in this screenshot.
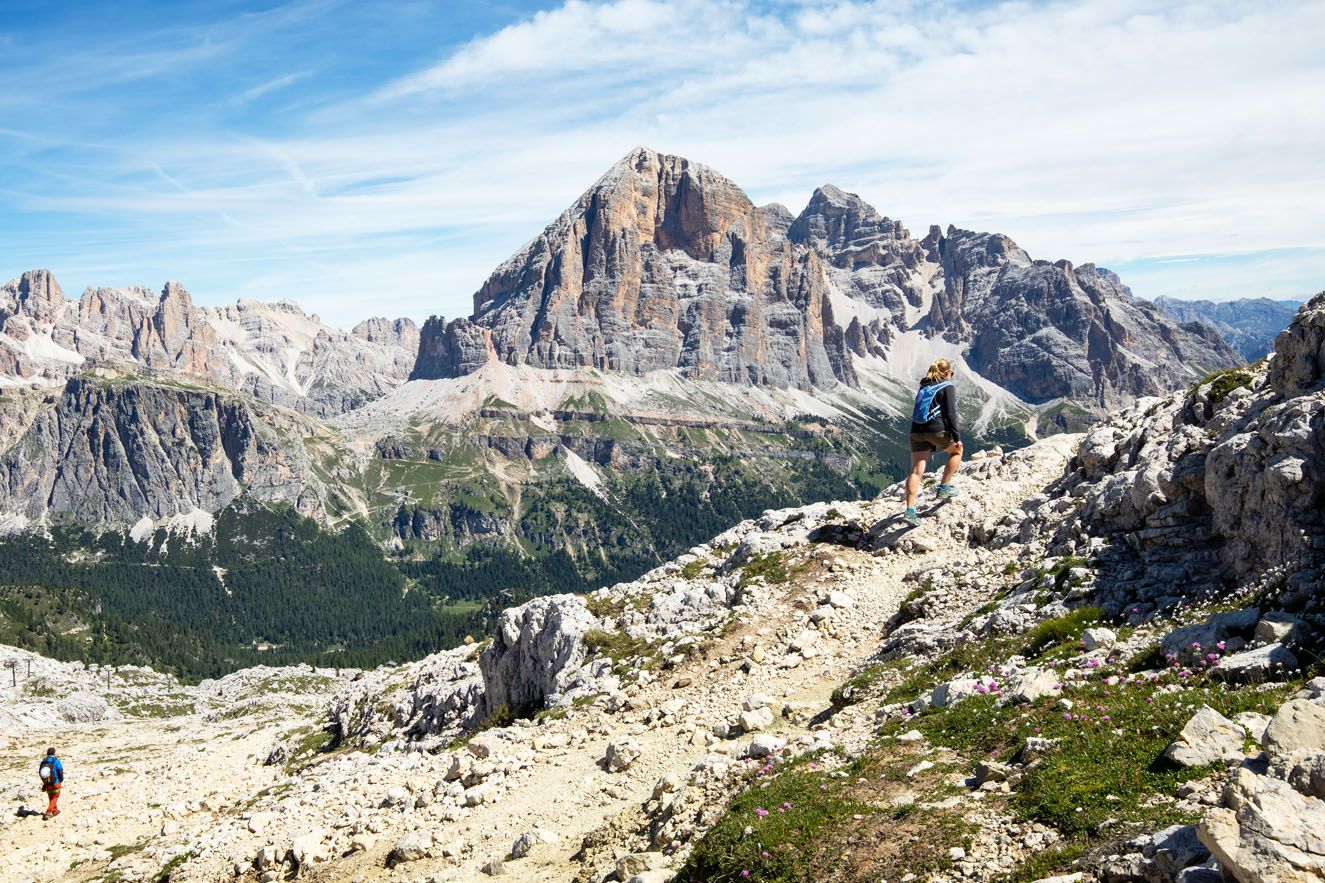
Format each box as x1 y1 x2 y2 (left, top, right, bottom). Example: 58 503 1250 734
912 381 952 423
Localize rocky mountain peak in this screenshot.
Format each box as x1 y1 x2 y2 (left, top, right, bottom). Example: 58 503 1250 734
415 147 848 390
545 145 763 271
758 202 795 236
351 316 420 347
789 185 923 274
14 269 65 321
160 279 193 306
410 149 1241 410
788 184 881 246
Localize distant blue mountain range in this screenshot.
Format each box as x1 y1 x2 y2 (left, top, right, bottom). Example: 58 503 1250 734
1155 295 1304 361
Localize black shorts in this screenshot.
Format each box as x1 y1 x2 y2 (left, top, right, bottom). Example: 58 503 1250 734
910 431 958 453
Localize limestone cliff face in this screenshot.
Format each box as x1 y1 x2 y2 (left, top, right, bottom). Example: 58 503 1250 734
412 317 494 380
931 228 1238 411
0 378 327 522
75 281 220 375
412 147 851 390
10 269 65 322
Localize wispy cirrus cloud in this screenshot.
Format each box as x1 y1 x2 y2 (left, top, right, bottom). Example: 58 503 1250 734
230 71 314 105
1 0 1321 326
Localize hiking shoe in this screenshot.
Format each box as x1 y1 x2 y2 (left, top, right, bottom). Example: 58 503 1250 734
903 509 921 527
936 484 959 499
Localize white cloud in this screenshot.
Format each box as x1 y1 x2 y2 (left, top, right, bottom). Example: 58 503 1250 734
376 0 754 98
230 71 312 105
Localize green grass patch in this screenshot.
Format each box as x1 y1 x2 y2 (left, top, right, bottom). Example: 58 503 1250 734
895 666 1298 839
1127 642 1166 673
447 698 547 749
678 745 972 882
285 726 335 771
584 594 626 620
1022 606 1103 657
152 851 194 883
582 628 652 662
680 557 710 580
676 769 878 881
739 552 790 589
1196 367 1255 404
959 600 1000 628
831 662 890 707
880 637 1023 708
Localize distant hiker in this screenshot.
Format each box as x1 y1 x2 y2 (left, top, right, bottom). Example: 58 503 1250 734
38 747 64 820
905 358 963 526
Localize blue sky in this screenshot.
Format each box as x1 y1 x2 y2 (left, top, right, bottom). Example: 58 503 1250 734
2 0 1322 326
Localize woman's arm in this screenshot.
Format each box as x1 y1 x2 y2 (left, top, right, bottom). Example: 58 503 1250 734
940 385 960 441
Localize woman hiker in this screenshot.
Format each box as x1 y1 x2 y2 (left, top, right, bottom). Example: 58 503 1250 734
904 358 963 526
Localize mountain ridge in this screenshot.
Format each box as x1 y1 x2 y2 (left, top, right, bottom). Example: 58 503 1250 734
1155 294 1303 360
410 147 1238 423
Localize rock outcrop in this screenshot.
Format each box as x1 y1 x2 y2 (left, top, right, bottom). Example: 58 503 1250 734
477 595 597 716
331 646 483 745
411 316 494 379
1007 292 1325 611
1198 766 1325 882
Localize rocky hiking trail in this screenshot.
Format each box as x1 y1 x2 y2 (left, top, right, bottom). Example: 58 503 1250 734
1 438 1079 883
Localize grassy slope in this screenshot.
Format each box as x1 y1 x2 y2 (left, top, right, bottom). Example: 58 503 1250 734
681 585 1319 883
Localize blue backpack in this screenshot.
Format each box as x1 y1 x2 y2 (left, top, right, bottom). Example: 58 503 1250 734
912 381 952 423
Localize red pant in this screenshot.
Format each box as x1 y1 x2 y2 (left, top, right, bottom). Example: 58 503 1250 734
44 783 60 816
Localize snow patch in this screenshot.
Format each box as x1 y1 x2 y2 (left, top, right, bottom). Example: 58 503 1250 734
4 330 85 365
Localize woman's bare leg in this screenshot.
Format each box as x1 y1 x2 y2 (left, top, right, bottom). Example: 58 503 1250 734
905 451 929 509
940 440 964 485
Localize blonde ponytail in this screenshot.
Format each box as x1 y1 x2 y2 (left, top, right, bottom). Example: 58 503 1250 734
924 358 953 383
